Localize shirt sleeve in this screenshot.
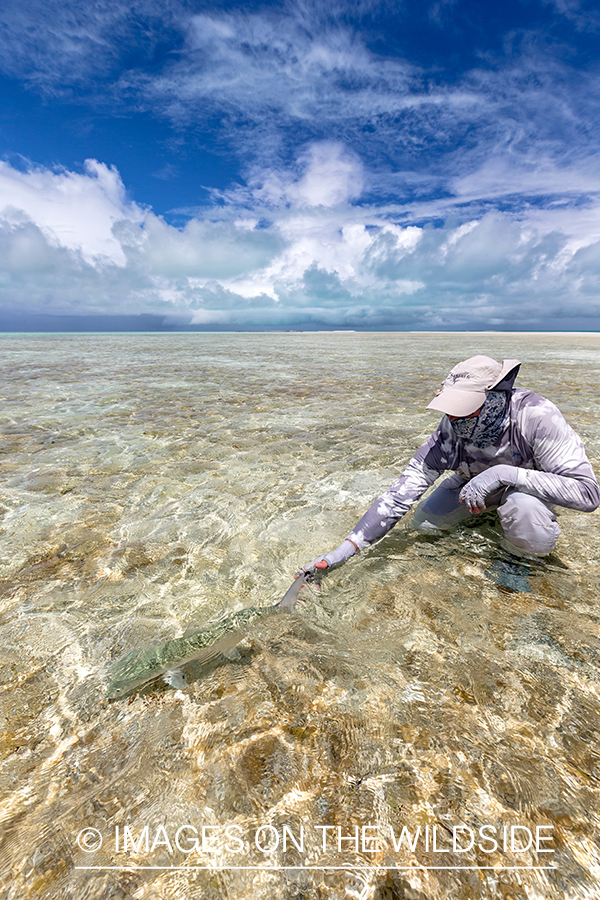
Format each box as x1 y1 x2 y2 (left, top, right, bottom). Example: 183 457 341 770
347 427 452 549
513 398 600 512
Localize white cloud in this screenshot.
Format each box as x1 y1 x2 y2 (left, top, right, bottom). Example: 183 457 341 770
289 143 364 208
0 159 145 264
231 141 365 210
128 213 282 279
115 5 599 196
0 2 597 329
2 2 600 219
0 0 179 90
1 151 600 329
134 6 455 172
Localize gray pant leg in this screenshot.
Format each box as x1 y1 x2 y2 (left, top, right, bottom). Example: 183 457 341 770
496 488 560 557
412 477 474 534
413 479 560 556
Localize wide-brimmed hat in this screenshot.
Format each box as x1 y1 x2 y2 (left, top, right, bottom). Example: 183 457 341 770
426 356 521 417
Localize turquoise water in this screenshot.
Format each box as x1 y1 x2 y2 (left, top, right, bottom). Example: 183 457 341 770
0 333 599 899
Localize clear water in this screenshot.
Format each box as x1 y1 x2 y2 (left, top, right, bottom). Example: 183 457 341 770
0 333 599 900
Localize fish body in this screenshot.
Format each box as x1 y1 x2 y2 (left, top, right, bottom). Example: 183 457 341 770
106 573 310 699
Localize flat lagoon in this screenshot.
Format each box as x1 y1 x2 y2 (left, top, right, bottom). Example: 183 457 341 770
0 332 599 899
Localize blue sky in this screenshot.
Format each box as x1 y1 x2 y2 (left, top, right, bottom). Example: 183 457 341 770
0 0 599 330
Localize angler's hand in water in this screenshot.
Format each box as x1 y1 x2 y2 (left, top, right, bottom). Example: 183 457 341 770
296 539 359 579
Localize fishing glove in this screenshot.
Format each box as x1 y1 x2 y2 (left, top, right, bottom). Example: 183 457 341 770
297 539 358 577
459 465 518 512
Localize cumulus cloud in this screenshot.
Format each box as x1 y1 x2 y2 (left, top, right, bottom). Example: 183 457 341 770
0 159 145 263
1 150 600 330
283 143 364 208
110 3 600 202
2 1 599 207
1 2 600 328
125 214 283 279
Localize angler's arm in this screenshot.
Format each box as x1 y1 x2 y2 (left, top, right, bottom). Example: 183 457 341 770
347 434 445 549
298 430 450 575
513 401 600 511
458 396 600 514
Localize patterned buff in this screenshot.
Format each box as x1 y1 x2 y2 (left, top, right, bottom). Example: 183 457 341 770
450 391 508 448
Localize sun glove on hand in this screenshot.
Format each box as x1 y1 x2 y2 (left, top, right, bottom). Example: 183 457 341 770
296 539 358 578
459 465 519 513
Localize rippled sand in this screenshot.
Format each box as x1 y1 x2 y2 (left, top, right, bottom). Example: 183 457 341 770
0 332 599 900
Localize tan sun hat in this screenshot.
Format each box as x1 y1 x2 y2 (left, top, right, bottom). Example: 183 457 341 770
426 356 521 417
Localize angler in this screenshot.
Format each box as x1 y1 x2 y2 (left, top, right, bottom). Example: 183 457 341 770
298 356 599 589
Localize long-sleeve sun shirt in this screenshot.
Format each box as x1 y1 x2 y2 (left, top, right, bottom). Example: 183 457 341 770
347 388 600 551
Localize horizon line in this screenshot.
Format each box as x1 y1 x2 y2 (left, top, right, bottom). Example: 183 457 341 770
0 329 598 336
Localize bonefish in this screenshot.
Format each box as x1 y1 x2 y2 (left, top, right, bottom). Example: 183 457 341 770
106 573 311 700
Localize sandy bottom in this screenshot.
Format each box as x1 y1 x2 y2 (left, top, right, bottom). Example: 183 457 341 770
0 332 599 900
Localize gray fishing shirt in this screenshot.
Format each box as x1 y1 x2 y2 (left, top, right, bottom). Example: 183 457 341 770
347 388 600 550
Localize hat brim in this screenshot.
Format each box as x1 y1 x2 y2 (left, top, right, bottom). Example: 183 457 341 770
426 357 521 417
427 388 487 417
490 359 521 391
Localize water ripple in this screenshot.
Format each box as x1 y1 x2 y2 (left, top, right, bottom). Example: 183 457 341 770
0 333 599 899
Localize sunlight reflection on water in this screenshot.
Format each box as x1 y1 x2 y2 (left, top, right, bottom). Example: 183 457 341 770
0 332 599 900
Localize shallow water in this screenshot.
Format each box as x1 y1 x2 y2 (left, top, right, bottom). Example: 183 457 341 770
0 332 599 900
